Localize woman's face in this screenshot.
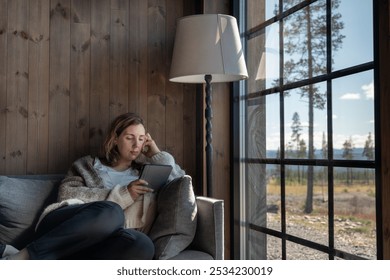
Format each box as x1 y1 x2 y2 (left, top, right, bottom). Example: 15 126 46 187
115 124 146 164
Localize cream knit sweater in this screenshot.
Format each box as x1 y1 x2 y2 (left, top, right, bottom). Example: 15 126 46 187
36 152 185 233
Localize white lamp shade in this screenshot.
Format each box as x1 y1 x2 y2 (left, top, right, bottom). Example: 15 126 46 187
169 14 248 83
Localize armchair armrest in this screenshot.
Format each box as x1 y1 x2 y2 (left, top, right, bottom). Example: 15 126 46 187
190 196 224 260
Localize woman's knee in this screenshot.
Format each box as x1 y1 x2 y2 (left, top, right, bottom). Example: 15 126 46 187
116 229 155 260
133 232 155 260
85 201 124 234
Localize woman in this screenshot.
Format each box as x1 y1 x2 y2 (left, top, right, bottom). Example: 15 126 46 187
2 112 185 260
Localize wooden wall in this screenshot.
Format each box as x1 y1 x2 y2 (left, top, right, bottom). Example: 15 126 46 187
378 0 390 259
0 0 198 182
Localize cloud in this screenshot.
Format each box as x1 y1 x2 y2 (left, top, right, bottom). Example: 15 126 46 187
362 82 374 99
340 93 361 100
338 81 374 101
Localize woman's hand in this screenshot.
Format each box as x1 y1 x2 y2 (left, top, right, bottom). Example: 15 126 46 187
127 179 153 200
142 133 161 158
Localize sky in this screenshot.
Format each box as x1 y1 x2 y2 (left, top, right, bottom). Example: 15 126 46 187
260 0 374 150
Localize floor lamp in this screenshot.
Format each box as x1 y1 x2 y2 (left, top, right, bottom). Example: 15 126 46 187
169 14 248 196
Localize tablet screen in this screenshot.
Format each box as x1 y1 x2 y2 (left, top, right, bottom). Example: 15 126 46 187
139 164 173 191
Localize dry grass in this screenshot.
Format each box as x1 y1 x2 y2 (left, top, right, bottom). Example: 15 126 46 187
267 179 375 196
264 179 377 259
266 178 376 237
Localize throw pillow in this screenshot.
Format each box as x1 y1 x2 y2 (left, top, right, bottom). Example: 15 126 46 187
148 175 197 259
0 176 58 249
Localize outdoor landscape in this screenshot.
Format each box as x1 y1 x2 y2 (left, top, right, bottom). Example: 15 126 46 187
265 170 376 259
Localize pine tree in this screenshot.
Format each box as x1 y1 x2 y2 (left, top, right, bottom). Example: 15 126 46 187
362 132 374 160
342 137 354 184
362 132 374 184
291 112 303 183
282 0 344 213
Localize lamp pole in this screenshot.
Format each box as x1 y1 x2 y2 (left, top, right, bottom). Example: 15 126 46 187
205 74 213 197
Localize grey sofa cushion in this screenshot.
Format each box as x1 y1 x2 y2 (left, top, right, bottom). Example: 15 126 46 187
0 176 58 249
148 175 197 259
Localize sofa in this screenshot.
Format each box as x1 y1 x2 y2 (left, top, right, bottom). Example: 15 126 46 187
0 174 224 260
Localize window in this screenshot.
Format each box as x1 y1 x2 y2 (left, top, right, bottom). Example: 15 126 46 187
235 0 378 259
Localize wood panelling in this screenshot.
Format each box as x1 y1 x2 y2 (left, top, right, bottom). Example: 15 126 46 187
70 0 91 163
147 0 166 148
165 0 184 163
0 0 6 172
110 0 128 119
27 0 50 174
6 0 29 174
0 0 197 181
128 0 147 119
48 0 71 173
90 0 110 156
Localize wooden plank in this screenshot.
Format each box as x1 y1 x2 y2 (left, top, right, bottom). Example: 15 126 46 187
165 0 183 164
183 0 199 16
48 0 71 173
27 0 50 174
111 0 127 10
110 3 129 121
71 0 90 24
69 1 90 163
182 0 201 195
379 0 390 260
0 0 7 173
90 0 110 156
183 83 198 189
128 0 141 115
138 0 148 122
6 0 29 174
147 0 166 148
128 0 148 119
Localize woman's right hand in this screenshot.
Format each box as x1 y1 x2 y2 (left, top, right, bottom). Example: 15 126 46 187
127 179 153 200
142 133 161 158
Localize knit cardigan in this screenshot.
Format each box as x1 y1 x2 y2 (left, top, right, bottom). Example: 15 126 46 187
37 152 185 233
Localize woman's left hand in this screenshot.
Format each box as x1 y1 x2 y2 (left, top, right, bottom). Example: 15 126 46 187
142 133 160 158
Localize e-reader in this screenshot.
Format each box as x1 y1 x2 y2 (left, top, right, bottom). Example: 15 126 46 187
139 164 173 191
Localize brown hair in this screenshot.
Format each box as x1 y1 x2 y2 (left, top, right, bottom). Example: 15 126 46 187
100 112 145 166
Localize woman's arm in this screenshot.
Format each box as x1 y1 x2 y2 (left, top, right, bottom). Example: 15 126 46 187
147 151 186 181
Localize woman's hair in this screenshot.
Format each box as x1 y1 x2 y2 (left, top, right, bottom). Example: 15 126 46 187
100 112 145 166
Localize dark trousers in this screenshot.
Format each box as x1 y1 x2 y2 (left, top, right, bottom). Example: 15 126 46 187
26 201 155 260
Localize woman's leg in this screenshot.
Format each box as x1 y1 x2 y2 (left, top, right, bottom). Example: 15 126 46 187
66 228 155 260
27 201 124 260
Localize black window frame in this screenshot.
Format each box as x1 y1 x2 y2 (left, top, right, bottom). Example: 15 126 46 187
232 0 382 260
